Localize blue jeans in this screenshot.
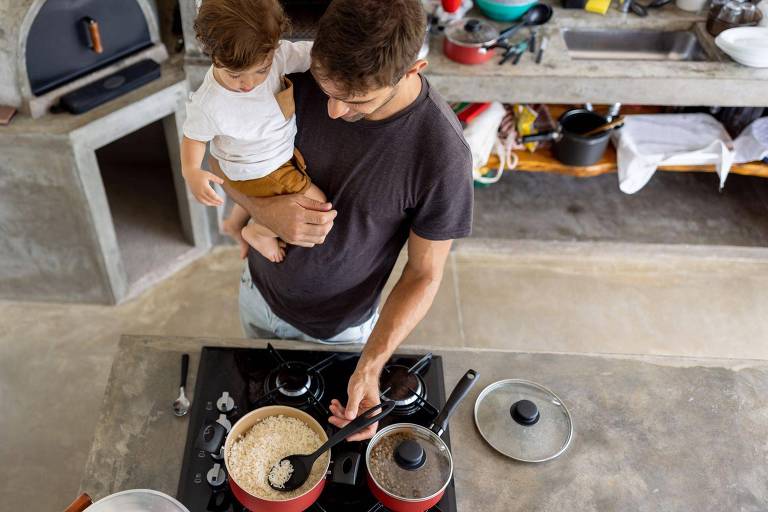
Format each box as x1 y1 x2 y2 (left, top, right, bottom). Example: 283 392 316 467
239 263 378 344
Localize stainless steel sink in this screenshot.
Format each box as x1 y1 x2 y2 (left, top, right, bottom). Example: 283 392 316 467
562 29 710 61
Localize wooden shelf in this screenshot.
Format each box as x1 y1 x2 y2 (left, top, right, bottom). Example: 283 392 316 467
510 144 768 178
502 105 768 179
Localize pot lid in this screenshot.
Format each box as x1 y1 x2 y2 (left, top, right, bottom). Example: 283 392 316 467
445 18 500 46
366 424 453 500
88 489 191 512
474 379 573 462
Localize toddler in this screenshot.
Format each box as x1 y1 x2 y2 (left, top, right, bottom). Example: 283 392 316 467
181 0 325 262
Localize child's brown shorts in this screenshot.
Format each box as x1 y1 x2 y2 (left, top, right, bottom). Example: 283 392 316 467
218 148 312 197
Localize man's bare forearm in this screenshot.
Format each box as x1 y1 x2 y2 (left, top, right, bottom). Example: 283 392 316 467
357 263 444 378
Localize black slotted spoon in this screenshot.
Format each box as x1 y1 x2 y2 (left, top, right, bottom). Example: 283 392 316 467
268 401 395 492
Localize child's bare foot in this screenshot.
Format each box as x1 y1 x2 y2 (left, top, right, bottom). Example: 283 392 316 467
222 217 249 259
241 224 285 263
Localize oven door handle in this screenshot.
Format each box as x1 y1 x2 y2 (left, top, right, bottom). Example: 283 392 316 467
81 17 104 54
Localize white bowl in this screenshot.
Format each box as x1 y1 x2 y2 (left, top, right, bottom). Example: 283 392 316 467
715 27 768 67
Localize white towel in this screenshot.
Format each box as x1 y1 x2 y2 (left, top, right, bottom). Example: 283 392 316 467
733 117 768 164
612 114 735 194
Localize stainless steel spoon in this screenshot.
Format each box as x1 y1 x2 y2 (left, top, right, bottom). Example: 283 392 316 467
173 354 190 417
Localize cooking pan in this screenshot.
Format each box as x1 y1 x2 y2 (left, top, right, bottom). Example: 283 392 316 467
521 108 619 166
200 403 393 512
365 370 479 512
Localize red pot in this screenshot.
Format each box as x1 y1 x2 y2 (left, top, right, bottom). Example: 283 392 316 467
365 370 479 512
224 406 329 512
443 19 499 65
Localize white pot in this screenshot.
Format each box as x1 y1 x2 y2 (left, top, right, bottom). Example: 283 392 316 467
675 0 707 11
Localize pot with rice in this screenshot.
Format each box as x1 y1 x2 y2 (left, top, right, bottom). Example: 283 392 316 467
202 403 392 512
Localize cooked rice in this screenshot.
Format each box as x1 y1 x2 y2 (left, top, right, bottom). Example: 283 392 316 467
228 415 328 500
268 459 294 488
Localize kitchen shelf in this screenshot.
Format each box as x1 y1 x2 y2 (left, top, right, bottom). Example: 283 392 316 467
510 144 768 178
502 104 768 179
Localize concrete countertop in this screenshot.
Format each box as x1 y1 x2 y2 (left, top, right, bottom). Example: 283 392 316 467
424 3 768 105
81 335 768 511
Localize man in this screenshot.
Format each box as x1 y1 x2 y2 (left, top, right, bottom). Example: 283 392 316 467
214 0 473 440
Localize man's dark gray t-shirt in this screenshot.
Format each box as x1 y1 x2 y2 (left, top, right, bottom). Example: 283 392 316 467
247 72 473 339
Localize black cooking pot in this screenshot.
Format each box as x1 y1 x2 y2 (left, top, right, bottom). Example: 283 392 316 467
522 109 616 166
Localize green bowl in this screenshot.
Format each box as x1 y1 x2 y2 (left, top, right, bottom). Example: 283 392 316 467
475 0 538 21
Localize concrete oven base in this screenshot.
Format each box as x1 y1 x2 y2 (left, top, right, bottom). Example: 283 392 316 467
0 63 212 304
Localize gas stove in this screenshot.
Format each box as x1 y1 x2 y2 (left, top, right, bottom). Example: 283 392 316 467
177 345 457 512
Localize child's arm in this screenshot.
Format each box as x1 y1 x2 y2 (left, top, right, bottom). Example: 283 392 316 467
181 136 224 207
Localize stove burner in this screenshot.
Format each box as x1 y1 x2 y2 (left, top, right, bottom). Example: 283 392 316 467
380 365 427 415
264 362 325 410
276 367 313 397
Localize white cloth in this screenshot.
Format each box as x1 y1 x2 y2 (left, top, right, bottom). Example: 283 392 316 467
613 114 735 194
463 102 507 184
183 40 312 181
733 117 768 164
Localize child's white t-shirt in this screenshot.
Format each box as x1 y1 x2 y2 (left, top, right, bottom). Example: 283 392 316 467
183 40 312 181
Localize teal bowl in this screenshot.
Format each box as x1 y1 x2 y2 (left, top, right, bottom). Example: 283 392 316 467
475 0 538 21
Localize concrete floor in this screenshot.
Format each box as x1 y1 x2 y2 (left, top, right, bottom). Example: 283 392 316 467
4 169 768 511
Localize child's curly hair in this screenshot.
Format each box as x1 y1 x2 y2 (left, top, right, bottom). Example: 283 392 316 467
194 0 290 71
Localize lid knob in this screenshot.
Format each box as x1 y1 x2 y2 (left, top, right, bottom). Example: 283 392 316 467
464 19 481 32
511 399 540 426
394 440 426 470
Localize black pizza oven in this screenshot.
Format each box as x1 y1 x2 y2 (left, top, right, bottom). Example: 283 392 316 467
0 0 168 117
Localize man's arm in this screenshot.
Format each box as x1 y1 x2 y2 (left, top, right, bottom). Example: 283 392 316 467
328 232 453 440
208 159 336 247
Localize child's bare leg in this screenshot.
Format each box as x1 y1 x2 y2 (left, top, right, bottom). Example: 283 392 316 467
304 183 327 203
241 221 283 263
242 184 327 263
222 204 251 259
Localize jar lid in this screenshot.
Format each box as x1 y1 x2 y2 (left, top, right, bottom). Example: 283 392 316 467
444 18 500 46
366 424 453 500
474 379 573 462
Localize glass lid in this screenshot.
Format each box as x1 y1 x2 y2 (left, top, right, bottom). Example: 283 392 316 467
474 379 573 462
444 18 499 45
366 424 453 500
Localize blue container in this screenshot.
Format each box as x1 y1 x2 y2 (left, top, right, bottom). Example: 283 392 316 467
476 0 538 21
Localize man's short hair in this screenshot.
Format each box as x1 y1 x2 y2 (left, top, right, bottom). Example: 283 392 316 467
311 0 426 97
194 0 289 71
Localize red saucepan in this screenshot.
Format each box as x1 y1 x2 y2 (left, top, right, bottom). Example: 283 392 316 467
200 403 393 512
443 19 506 64
365 370 479 512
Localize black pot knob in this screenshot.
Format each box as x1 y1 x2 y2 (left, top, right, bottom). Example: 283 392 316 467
464 19 481 32
394 440 426 470
511 399 540 426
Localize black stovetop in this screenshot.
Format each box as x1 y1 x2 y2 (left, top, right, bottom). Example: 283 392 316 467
177 345 457 512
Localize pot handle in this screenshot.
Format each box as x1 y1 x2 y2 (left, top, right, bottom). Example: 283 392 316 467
520 131 559 143
430 369 479 437
63 494 93 512
314 401 395 456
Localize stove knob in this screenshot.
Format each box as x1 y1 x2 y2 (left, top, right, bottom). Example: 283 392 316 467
216 413 232 434
206 463 227 488
216 391 235 414
211 445 225 461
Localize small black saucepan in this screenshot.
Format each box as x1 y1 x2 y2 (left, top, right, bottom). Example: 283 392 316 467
521 108 620 166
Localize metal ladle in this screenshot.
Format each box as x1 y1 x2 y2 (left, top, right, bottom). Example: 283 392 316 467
172 354 190 417
268 401 395 492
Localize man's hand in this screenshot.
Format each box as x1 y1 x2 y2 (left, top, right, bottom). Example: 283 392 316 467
183 167 225 207
253 194 336 247
328 368 381 441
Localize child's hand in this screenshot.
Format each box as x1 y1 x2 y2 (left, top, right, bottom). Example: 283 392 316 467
184 168 225 207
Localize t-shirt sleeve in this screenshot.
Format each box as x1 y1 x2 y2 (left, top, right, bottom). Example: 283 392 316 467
411 139 474 241
275 40 313 75
183 92 217 142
